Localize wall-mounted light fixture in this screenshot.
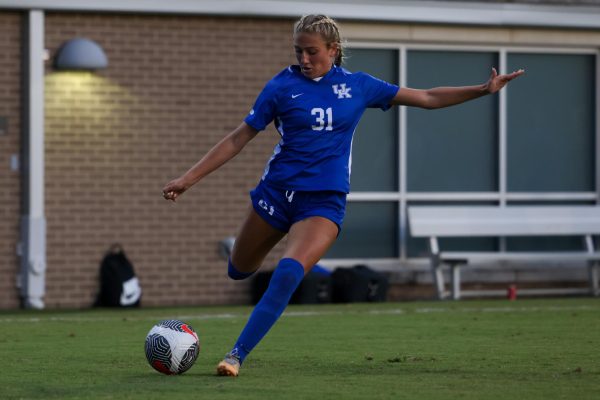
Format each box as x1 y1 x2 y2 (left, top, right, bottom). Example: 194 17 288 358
54 38 108 71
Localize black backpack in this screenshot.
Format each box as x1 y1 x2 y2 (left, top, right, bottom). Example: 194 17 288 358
94 245 142 307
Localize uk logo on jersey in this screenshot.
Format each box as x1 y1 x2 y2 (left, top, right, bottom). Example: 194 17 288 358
332 83 352 99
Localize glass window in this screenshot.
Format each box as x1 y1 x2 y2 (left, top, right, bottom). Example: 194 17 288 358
327 202 398 258
507 53 595 192
407 50 499 192
325 46 597 262
344 48 399 192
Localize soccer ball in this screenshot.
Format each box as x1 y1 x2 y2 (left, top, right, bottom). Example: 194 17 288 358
145 319 200 375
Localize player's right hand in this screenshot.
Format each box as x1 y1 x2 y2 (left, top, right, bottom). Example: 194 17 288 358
162 178 188 202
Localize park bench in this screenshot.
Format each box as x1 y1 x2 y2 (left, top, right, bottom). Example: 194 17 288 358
408 205 600 300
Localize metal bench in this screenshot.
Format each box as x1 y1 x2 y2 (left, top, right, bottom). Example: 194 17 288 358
408 206 600 300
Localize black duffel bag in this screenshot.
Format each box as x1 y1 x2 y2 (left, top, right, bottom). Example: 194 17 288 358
251 265 332 305
331 265 389 303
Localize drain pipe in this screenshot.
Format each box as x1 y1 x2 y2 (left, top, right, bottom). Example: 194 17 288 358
19 9 46 309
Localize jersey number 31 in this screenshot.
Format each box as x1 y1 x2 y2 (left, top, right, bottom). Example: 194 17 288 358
311 107 333 132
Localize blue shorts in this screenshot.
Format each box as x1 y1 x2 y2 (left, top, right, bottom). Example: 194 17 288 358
250 181 347 234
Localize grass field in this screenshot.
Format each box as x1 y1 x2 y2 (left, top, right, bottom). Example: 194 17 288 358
1 298 599 399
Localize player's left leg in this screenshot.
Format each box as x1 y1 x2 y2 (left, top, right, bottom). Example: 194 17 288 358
217 216 338 377
227 205 287 280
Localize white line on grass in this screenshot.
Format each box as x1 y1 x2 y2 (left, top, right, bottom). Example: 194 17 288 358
0 304 596 324
414 305 597 314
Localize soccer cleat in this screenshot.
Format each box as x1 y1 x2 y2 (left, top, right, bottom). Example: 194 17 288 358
216 353 241 377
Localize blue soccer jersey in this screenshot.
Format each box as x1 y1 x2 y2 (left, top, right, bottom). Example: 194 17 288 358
244 64 399 193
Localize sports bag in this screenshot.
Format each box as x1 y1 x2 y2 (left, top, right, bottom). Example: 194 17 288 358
94 244 142 307
331 265 389 303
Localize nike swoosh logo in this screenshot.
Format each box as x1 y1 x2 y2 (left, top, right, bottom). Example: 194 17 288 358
291 93 304 99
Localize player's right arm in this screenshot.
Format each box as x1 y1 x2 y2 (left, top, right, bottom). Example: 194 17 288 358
162 122 259 202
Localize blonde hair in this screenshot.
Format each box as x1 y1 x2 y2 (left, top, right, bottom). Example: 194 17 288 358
294 14 344 66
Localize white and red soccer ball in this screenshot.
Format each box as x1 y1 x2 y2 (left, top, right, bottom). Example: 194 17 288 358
145 319 200 375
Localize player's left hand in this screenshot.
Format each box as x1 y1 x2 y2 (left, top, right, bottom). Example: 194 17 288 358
485 67 525 94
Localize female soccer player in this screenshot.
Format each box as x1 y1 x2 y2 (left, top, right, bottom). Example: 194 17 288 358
162 14 524 377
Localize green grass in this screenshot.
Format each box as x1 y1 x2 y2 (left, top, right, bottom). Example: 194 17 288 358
1 298 599 399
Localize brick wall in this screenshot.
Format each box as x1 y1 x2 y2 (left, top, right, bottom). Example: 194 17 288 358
0 12 22 309
43 13 296 308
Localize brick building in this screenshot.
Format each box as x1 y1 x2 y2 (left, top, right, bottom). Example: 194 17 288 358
1 0 599 309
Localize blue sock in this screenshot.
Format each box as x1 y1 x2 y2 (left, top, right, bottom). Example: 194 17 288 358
228 258 255 280
229 258 305 363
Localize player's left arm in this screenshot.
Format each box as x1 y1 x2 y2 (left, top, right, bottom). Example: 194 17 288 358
390 68 524 109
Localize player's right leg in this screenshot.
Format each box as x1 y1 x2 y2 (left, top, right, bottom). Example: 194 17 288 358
227 205 286 280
